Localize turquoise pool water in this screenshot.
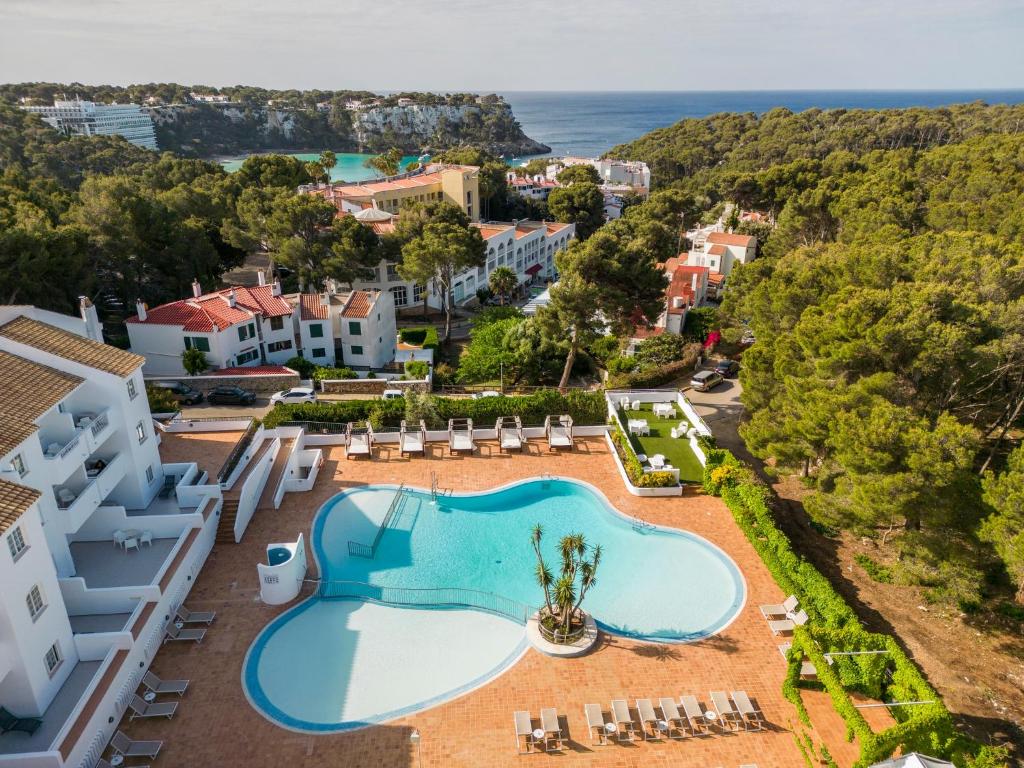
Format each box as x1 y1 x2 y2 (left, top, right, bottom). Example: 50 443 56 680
243 479 745 731
221 152 422 182
267 547 291 566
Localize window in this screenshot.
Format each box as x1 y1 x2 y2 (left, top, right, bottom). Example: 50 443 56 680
347 321 362 336
12 453 27 477
7 527 27 560
26 585 45 621
268 340 292 353
309 323 324 338
184 336 211 352
312 347 326 358
270 316 284 331
145 466 154 484
390 286 408 307
236 349 260 365
386 263 400 282
126 379 137 401
44 643 62 676
350 345 364 356
413 283 425 302
136 420 147 444
237 323 256 342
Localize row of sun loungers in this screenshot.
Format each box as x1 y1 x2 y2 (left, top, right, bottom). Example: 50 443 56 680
516 693 765 753
759 594 809 635
106 662 196 764
163 604 215 644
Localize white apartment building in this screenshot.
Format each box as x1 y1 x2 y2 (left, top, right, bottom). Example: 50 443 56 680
506 174 560 201
350 218 575 311
20 100 158 151
296 287 397 370
685 231 757 278
0 303 220 767
547 157 651 193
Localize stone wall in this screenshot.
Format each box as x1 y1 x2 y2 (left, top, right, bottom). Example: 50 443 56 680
318 378 430 395
145 372 299 394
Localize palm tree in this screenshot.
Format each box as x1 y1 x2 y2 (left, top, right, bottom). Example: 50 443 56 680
489 266 518 306
318 150 337 182
529 526 603 640
531 524 554 615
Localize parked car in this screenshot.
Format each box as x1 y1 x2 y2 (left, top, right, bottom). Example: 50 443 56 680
382 389 404 400
472 390 502 399
206 385 257 406
741 329 756 345
270 387 316 406
152 381 204 405
690 370 724 392
714 359 740 378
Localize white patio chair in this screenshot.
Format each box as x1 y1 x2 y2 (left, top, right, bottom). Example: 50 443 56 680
630 399 641 410
123 537 140 553
649 454 666 469
112 529 127 548
140 530 153 547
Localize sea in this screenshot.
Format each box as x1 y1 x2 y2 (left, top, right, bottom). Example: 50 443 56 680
220 90 1024 180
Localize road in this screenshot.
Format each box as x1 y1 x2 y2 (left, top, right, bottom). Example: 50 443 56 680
678 375 751 461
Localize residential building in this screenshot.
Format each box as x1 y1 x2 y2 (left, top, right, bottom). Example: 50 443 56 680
0 304 220 767
304 163 481 221
349 218 575 311
126 273 399 374
685 231 757 278
547 157 651 194
629 258 709 346
506 173 560 201
20 99 158 150
297 287 397 370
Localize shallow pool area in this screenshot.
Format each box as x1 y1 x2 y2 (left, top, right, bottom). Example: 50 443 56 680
243 478 746 731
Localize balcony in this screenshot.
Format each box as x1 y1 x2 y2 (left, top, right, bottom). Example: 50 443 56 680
39 408 113 483
68 535 181 589
53 453 127 533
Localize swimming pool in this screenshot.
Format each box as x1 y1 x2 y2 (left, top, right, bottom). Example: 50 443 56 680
243 478 745 731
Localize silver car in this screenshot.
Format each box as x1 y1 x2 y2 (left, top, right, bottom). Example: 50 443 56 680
270 387 317 406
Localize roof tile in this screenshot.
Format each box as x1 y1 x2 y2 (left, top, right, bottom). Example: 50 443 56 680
0 478 40 536
0 316 143 378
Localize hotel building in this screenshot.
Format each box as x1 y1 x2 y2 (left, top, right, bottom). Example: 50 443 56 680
20 100 158 151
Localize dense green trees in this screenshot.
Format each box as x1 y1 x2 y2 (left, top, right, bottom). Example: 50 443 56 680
981 447 1024 603
547 182 605 240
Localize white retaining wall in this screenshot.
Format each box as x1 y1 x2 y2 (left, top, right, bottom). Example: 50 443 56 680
233 437 279 543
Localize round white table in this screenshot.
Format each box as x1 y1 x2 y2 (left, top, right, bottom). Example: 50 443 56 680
143 691 157 703
532 728 544 741
604 722 617 735
109 756 124 767
705 710 718 725
657 719 670 734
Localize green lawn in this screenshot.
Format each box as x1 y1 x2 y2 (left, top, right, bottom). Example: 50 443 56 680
620 403 705 482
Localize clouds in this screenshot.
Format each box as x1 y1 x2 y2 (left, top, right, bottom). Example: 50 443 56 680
0 0 1021 90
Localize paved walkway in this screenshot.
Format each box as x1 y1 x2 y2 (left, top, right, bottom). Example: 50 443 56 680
124 436 882 767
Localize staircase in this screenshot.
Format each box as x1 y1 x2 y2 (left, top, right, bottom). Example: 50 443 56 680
216 498 239 544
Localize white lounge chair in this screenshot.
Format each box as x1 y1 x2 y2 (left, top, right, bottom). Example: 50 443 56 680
611 699 637 742
123 537 139 553
679 694 710 735
544 415 573 451
585 703 611 745
142 670 189 696
345 421 374 459
709 690 743 732
139 530 153 547
163 619 205 644
497 416 524 453
635 698 659 739
513 710 535 753
128 694 177 720
96 760 148 768
760 594 799 619
649 454 666 469
768 609 808 635
110 730 162 759
730 690 765 730
658 697 688 739
176 604 216 624
399 420 426 456
779 643 818 677
448 418 475 454
540 707 563 751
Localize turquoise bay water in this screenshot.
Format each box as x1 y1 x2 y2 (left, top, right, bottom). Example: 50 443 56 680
220 152 421 182
315 480 745 640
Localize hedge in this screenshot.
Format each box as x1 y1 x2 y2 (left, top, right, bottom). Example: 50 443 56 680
702 448 981 768
312 366 358 381
262 390 608 431
399 326 440 350
607 343 701 389
609 426 678 488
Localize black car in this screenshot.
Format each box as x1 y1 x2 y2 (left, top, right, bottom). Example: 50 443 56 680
714 359 740 378
206 385 257 405
153 381 204 405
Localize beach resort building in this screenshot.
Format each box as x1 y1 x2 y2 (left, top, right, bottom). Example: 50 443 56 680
506 173 560 201
547 157 651 195
685 231 756 279
20 99 158 150
0 304 220 767
126 274 397 374
304 164 481 221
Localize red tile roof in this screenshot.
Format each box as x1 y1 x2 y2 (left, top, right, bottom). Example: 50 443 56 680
128 285 290 331
214 366 295 376
299 293 329 321
545 223 571 236
706 231 755 247
217 285 292 318
630 325 664 340
708 272 726 286
708 244 728 256
342 291 374 318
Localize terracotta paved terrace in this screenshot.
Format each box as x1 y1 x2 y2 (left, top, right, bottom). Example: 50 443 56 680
122 434 892 768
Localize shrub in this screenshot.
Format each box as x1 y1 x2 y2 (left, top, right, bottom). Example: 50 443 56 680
607 355 638 376
473 305 524 327
432 362 455 387
609 426 677 488
146 386 178 414
182 347 208 375
285 355 317 379
399 326 440 350
635 333 689 367
853 554 894 584
607 343 701 388
312 366 357 381
404 391 442 428
404 360 429 379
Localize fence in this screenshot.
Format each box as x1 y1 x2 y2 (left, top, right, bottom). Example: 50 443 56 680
216 419 258 484
314 580 533 624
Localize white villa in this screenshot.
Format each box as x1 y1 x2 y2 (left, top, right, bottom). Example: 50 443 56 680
0 302 221 767
685 231 757 286
126 273 398 374
547 157 651 194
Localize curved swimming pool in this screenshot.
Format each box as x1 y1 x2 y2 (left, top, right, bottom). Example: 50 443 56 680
244 478 745 731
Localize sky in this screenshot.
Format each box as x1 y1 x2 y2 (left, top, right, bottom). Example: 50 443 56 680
1 0 1023 91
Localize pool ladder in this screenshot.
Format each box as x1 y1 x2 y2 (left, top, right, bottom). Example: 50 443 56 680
430 472 449 503
631 516 655 533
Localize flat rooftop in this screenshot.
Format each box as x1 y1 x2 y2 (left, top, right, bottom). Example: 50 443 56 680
69 537 178 588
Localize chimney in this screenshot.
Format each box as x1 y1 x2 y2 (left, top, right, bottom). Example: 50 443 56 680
136 299 147 322
691 273 698 292
79 296 102 341
272 280 282 297
191 279 202 298
257 268 267 286
320 292 330 308
227 288 237 308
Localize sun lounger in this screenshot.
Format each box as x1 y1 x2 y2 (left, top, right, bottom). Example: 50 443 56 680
163 619 206 644
730 690 765 730
658 697 688 739
176 604 216 624
513 710 535 754
679 695 710 734
128 694 177 720
96 760 148 768
760 594 799 620
345 422 374 459
545 415 573 450
768 609 808 635
110 730 162 759
611 699 637 742
142 670 189 696
635 698 659 739
0 706 42 735
709 691 742 732
585 703 611 745
778 644 817 677
540 707 563 751
448 418 475 454
399 420 426 456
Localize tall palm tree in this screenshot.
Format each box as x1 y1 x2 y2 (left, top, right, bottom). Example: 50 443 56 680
489 266 518 305
318 150 337 182
530 524 554 615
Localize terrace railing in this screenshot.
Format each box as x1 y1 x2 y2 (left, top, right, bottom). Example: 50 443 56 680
315 579 533 624
347 484 405 558
216 418 257 485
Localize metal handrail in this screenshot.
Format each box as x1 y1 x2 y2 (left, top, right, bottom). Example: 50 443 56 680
56 434 82 459
315 579 533 624
347 484 405 558
90 412 110 438
216 419 257 484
